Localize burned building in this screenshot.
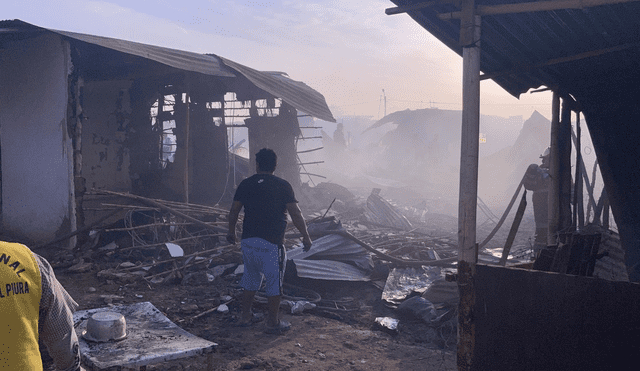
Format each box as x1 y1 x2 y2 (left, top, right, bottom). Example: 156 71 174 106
0 19 335 246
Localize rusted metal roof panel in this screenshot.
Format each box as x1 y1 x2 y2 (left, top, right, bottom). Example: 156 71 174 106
53 30 236 78
0 19 235 78
389 0 640 98
217 55 336 123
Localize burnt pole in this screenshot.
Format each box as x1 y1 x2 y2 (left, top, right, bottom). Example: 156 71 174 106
457 0 481 369
548 92 561 245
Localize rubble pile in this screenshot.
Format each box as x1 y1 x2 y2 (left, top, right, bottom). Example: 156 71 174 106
51 183 524 351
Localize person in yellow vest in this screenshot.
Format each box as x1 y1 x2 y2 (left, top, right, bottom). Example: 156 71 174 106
0 241 84 370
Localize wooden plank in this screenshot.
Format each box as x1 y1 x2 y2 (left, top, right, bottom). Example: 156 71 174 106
439 0 640 19
184 90 190 203
296 147 323 154
571 128 598 216
457 1 479 369
560 100 573 232
458 12 481 265
385 0 460 15
548 92 561 246
499 190 527 266
480 42 640 81
576 114 585 228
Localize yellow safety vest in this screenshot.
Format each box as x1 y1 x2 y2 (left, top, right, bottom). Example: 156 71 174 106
0 241 43 370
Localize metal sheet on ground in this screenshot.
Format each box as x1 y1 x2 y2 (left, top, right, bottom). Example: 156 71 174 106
73 302 217 369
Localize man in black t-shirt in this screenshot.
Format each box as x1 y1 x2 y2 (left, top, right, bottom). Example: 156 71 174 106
227 148 312 334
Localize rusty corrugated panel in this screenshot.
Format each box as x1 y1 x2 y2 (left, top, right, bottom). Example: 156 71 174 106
290 259 370 281
0 19 236 78
1 20 335 122
390 1 640 99
288 234 374 271
363 192 413 231
287 233 373 281
217 55 336 123
51 30 236 78
593 229 629 281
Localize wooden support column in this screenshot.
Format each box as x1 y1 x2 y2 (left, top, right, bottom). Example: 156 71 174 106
575 113 584 228
457 0 480 370
548 94 573 243
560 99 573 232
70 75 84 249
548 92 561 245
184 90 190 204
458 5 481 267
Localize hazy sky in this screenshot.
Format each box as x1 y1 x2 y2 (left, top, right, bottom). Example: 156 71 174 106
6 0 553 120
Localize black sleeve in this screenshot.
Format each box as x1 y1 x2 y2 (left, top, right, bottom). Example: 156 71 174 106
233 180 248 203
283 180 297 204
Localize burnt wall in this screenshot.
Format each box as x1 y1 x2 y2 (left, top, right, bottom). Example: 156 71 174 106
190 101 228 205
82 80 133 192
245 103 301 191
472 264 640 371
576 83 640 282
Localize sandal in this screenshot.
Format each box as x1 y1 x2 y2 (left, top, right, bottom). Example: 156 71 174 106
264 320 291 335
236 314 261 327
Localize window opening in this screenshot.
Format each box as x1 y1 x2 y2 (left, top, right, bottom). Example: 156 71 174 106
151 93 177 168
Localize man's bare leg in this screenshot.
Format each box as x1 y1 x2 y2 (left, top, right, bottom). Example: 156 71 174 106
267 295 281 327
241 290 256 324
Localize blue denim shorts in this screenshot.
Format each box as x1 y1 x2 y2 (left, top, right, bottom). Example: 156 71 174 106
240 237 286 297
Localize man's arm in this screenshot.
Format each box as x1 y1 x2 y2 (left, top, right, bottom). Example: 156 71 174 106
227 200 243 244
35 254 85 371
286 202 312 251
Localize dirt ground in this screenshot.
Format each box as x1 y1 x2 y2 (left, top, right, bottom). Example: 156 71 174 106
41 247 458 371
33 190 536 371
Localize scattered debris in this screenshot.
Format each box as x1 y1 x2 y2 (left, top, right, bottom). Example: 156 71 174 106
374 317 399 332
397 296 437 324
363 189 413 231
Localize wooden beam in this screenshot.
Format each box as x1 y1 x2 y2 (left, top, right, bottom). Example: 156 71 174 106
184 88 191 204
559 99 574 232
458 9 481 267
457 1 480 368
573 112 584 229
548 92 561 246
480 42 640 81
385 0 460 15
440 0 640 19
499 189 527 266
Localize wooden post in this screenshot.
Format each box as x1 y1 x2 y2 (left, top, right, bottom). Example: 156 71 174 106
570 128 597 220
576 113 584 228
603 190 610 229
548 92 561 246
560 100 573 232
70 75 84 249
457 1 480 370
184 90 190 204
499 190 527 266
458 7 481 268
587 160 598 222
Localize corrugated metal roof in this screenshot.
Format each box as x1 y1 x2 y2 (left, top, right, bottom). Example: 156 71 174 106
0 19 335 122
290 259 371 281
217 56 336 123
54 30 237 78
0 19 235 78
288 234 374 271
388 0 640 99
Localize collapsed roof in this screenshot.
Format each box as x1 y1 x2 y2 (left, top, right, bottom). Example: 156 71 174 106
0 19 336 123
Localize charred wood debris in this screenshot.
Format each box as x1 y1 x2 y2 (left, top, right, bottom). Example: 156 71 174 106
44 185 499 341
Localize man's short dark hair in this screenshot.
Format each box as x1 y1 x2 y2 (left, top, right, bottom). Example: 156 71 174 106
256 148 277 172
